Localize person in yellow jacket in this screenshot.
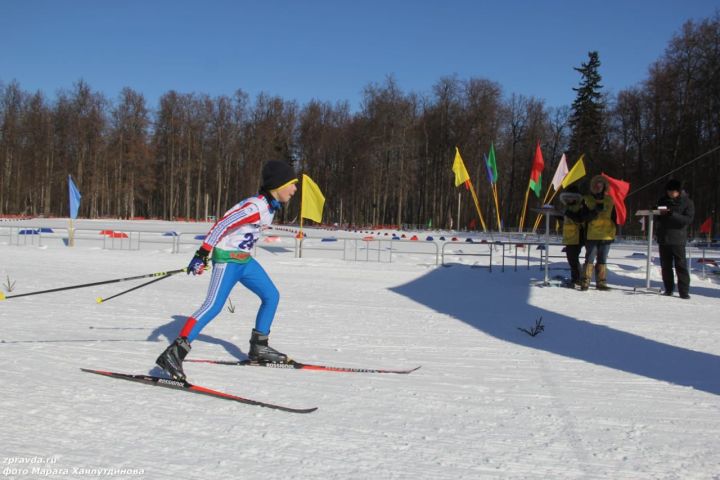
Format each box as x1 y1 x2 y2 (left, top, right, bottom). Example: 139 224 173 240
580 175 617 291
559 185 593 286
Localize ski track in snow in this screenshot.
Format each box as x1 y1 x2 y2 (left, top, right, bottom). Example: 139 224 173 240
1 223 719 479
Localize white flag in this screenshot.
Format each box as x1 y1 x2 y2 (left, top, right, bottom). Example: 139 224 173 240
550 154 569 191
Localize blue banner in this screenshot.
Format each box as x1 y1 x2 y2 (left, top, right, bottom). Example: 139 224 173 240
68 175 82 219
484 153 495 184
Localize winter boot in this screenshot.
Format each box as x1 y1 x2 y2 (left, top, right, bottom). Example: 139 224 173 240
249 329 288 364
596 264 610 291
570 265 581 286
580 263 593 291
156 336 191 381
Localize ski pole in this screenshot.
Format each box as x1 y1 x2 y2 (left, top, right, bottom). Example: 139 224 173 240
96 272 173 304
0 268 186 301
97 263 211 304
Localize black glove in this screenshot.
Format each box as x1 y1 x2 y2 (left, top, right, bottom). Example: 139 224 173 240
187 247 210 275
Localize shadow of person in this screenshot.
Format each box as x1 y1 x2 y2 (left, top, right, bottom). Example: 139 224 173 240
390 265 720 396
147 315 246 360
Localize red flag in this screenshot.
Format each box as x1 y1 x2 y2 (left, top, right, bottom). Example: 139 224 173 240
699 216 712 234
529 141 544 197
601 173 630 226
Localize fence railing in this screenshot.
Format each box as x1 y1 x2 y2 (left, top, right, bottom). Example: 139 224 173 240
294 237 441 264
2 225 718 277
0 225 186 252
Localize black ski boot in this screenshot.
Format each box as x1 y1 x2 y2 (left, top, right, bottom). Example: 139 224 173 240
156 336 191 381
249 329 288 364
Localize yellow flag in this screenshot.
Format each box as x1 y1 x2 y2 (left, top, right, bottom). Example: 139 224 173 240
301 174 325 223
452 147 471 187
561 155 586 188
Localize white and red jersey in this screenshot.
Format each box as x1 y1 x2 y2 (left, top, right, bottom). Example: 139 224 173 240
200 194 277 261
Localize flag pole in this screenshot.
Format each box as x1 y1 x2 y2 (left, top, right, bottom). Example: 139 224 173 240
530 187 553 232
532 187 561 232
519 182 532 232
457 192 461 231
466 182 487 232
452 147 485 231
492 184 502 232
68 218 75 247
538 185 553 208
298 207 305 258
296 180 304 258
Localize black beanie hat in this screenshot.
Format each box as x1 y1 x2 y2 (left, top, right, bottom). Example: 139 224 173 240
261 160 297 191
665 179 682 192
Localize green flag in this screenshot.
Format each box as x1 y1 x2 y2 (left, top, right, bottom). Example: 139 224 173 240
486 143 498 184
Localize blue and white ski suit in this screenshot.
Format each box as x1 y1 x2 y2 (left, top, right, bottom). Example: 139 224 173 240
179 194 282 341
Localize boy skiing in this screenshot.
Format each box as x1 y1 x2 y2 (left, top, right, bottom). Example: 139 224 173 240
156 160 298 381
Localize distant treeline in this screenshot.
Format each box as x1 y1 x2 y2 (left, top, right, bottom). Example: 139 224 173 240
1 14 718 235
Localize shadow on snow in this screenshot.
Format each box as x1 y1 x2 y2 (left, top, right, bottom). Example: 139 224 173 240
389 264 720 396
148 315 246 360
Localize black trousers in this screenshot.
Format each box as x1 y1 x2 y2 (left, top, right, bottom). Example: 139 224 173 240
659 244 690 295
565 244 582 282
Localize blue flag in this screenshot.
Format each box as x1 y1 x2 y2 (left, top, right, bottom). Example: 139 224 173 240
484 153 494 183
68 175 82 219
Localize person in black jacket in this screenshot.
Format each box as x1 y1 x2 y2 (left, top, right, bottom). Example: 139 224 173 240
656 179 695 299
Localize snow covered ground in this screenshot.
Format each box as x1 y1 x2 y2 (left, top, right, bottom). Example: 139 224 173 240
1 220 719 479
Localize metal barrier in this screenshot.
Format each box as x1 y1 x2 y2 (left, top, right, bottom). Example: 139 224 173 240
439 240 565 271
5 225 60 248
296 237 440 265
441 241 493 270
1 226 51 247
499 241 566 272
0 225 191 252
688 246 720 280
2 224 717 279
345 238 387 262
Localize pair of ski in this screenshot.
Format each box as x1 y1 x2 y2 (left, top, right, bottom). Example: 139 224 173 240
82 359 420 414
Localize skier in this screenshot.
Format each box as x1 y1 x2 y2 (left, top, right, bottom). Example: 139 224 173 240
156 160 298 381
655 179 694 299
580 175 616 291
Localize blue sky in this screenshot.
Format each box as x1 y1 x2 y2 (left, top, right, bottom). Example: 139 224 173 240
2 0 718 111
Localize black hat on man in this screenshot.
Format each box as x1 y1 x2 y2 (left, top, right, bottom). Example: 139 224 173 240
261 160 297 191
665 179 682 192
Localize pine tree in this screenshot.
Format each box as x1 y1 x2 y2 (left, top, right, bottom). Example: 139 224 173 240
568 51 606 166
